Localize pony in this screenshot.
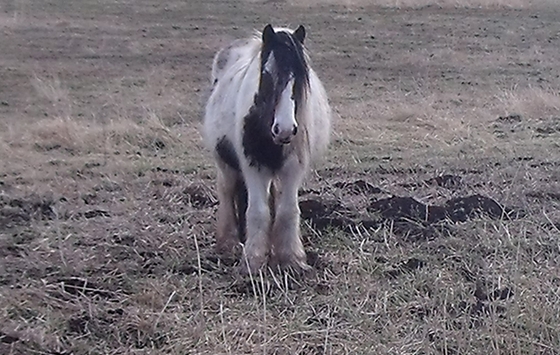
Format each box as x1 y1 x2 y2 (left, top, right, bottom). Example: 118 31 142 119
203 24 331 273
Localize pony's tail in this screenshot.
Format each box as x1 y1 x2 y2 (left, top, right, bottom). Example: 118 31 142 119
235 178 248 243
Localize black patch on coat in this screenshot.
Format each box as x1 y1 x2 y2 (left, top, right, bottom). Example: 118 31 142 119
216 136 240 172
242 28 309 172
242 72 286 171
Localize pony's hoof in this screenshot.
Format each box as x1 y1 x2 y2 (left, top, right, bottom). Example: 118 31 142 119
239 254 267 275
270 253 311 273
215 238 241 257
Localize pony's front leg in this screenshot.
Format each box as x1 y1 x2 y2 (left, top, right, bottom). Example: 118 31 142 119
270 156 308 271
242 168 273 274
215 163 241 256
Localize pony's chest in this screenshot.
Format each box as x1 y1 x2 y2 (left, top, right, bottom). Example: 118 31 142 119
242 109 287 172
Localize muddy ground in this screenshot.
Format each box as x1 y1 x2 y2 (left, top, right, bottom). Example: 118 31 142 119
1 0 560 354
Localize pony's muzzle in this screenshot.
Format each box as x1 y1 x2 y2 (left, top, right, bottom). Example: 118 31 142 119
272 123 298 144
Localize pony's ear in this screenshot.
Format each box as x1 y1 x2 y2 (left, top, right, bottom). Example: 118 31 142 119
262 24 276 44
294 25 306 44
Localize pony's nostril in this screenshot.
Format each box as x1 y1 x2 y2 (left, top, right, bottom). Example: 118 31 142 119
292 125 298 136
272 124 280 136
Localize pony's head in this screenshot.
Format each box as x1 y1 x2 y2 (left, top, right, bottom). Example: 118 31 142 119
259 24 309 145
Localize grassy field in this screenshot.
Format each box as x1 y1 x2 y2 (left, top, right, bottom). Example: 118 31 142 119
1 0 560 354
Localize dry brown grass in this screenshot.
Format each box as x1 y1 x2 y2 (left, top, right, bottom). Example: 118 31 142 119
1 0 560 354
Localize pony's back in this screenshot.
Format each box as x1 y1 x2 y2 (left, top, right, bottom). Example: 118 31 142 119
210 38 259 86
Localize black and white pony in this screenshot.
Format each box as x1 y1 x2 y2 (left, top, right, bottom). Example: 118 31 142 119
203 24 331 273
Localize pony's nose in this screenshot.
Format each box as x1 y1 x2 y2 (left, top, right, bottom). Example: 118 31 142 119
272 123 298 144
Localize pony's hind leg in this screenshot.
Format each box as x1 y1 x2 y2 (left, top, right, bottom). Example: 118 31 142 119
241 168 273 274
215 163 242 256
270 156 309 271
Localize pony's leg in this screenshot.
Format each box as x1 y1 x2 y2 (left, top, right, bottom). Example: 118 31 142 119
215 163 241 256
242 168 272 274
270 156 308 270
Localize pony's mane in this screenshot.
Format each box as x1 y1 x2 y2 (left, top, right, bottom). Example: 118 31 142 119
236 27 313 172
256 27 310 93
